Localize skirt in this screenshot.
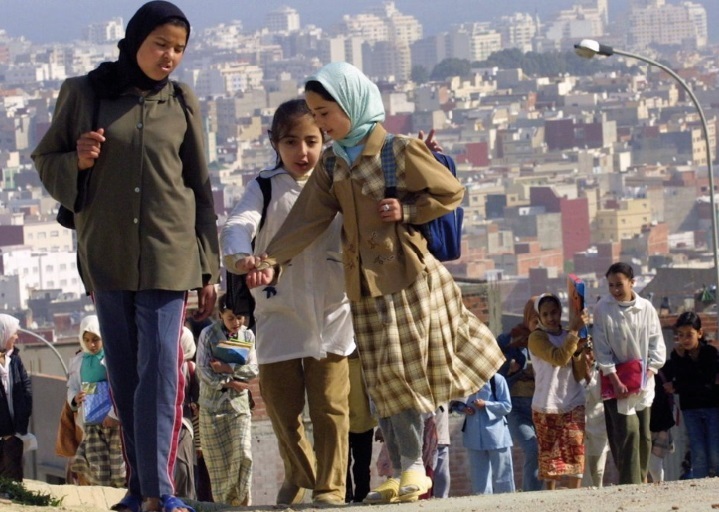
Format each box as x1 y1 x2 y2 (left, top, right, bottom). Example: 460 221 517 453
351 254 504 418
70 424 126 487
533 406 586 479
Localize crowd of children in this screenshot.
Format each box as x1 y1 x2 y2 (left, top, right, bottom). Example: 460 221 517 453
17 12 717 504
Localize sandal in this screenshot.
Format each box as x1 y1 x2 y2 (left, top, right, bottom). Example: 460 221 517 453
397 470 432 503
160 495 195 512
110 494 142 512
363 477 400 504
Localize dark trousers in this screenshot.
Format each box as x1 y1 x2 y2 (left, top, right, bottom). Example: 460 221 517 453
195 453 213 502
604 399 651 484
0 435 24 481
346 428 374 503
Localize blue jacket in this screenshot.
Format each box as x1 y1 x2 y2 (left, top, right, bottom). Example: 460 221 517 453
458 374 513 451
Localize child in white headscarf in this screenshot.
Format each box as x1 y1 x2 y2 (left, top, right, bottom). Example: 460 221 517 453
0 314 31 481
66 315 125 487
246 61 505 504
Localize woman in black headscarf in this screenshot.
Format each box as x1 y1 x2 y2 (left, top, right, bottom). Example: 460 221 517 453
33 2 220 512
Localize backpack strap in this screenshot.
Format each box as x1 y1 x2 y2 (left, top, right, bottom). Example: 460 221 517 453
324 154 336 182
380 134 397 198
255 176 272 234
489 375 497 401
326 134 395 194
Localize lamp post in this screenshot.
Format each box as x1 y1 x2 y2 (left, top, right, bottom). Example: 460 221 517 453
18 327 69 377
574 39 719 304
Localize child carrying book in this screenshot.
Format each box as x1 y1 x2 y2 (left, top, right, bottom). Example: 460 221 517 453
452 373 514 494
528 293 589 490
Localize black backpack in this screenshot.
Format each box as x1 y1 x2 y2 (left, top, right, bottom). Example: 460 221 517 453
224 176 272 329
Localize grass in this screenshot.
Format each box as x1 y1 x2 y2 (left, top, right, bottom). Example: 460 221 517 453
0 477 63 507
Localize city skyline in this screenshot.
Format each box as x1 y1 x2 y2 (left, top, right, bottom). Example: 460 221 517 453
0 0 715 44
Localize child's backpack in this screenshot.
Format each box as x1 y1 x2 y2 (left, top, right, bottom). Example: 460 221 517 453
326 134 464 262
225 176 272 328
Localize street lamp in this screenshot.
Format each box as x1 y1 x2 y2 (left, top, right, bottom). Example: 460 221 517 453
574 38 719 305
18 327 69 377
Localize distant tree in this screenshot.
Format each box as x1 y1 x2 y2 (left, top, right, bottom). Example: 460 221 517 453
430 58 471 81
476 48 621 77
411 65 429 84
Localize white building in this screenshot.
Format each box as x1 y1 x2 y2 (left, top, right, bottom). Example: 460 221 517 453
498 13 539 53
266 6 300 33
544 5 605 50
627 0 707 50
447 24 502 62
0 246 85 309
191 63 264 97
83 18 124 45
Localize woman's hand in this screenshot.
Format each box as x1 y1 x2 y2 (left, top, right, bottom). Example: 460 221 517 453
463 405 475 416
193 284 217 321
378 199 401 222
76 128 105 170
568 308 589 333
418 129 443 153
610 373 629 398
210 360 233 374
234 255 262 274
102 416 120 428
472 398 486 409
245 267 274 288
74 391 86 405
224 380 248 392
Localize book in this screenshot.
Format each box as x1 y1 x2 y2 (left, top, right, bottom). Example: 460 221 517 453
567 274 588 339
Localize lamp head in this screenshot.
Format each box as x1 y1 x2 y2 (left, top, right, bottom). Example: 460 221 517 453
574 39 614 58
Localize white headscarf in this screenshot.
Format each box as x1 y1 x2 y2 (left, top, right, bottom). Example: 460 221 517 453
180 326 196 361
78 315 102 354
0 314 19 395
0 314 20 350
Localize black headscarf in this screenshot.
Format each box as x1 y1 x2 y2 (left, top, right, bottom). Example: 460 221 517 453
88 1 190 99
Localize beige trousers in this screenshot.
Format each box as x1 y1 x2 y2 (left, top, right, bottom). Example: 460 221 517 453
259 353 350 501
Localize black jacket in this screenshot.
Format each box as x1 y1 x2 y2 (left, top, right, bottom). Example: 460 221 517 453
665 343 719 411
0 349 32 436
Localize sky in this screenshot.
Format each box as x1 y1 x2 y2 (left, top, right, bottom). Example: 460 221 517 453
0 0 715 45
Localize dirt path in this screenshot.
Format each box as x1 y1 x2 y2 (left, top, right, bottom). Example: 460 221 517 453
6 478 719 512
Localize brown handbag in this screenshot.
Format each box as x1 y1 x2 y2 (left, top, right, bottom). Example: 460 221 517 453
55 401 83 457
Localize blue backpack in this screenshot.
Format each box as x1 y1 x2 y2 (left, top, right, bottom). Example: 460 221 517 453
327 134 463 262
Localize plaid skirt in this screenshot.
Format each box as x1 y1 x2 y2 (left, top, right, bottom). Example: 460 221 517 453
70 424 126 487
351 255 504 418
199 405 252 506
533 406 586 479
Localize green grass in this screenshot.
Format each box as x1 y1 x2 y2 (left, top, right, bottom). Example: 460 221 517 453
0 477 63 507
